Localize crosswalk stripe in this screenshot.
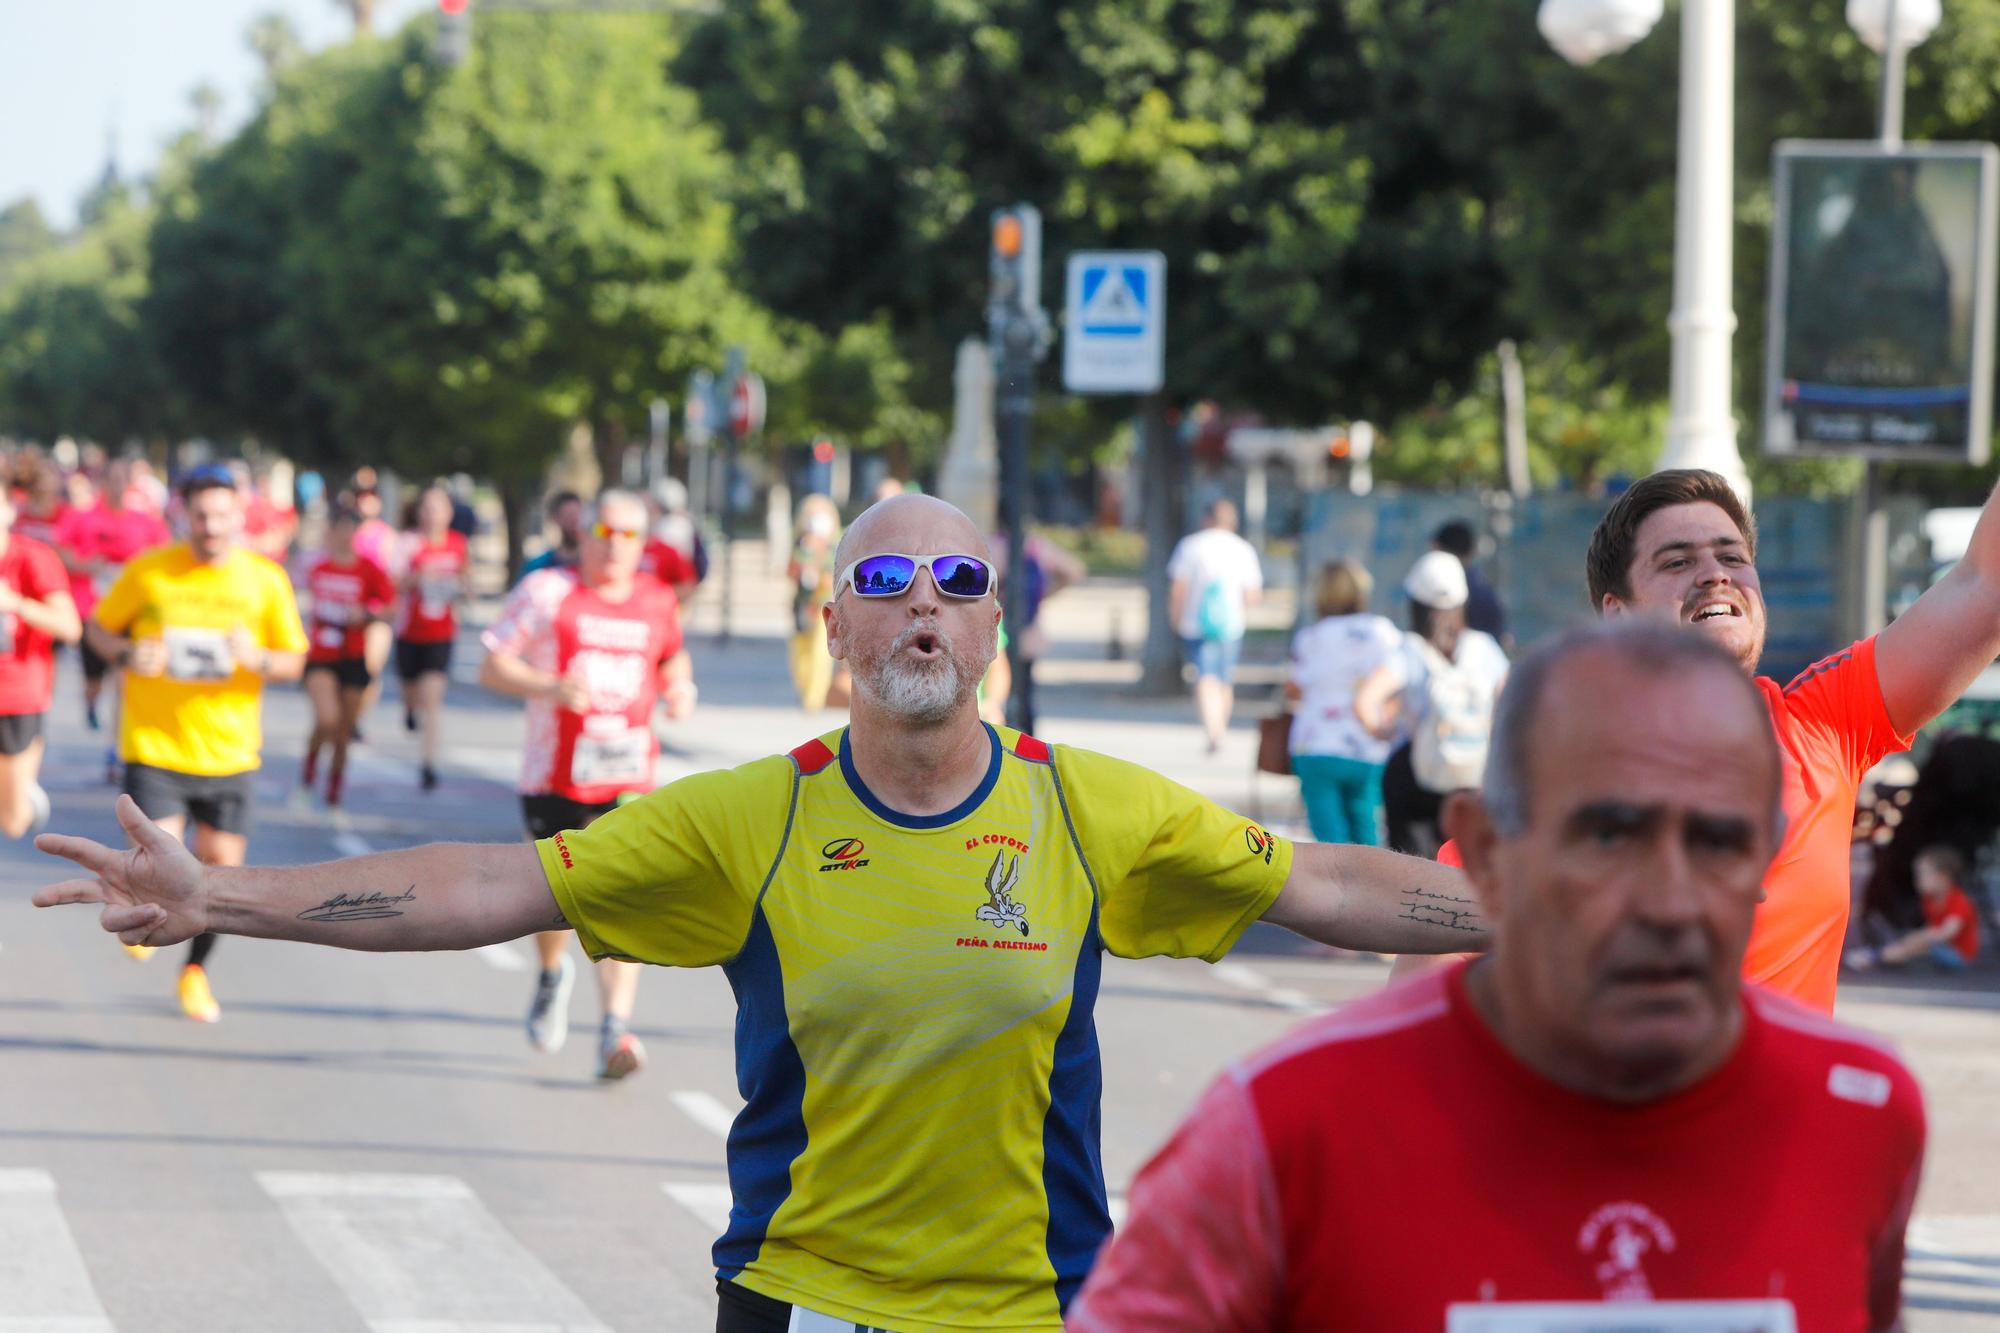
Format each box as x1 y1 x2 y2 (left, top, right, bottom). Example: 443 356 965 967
258 1171 609 1333
316 821 529 973
0 1170 115 1332
1905 1214 2000 1309
662 1182 734 1234
671 1090 739 1140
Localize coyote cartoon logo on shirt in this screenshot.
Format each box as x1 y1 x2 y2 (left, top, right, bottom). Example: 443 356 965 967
975 851 1030 936
1578 1201 1675 1299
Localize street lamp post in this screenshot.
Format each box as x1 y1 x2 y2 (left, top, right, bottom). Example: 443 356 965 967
1539 0 1752 500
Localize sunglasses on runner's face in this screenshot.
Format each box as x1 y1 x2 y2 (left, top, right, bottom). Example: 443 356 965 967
836 553 993 600
590 521 645 541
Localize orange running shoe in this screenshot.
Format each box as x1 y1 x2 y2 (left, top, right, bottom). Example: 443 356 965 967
123 943 156 962
177 965 220 1023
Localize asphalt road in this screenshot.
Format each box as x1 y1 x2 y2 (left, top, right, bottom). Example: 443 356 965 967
1 613 1995 1330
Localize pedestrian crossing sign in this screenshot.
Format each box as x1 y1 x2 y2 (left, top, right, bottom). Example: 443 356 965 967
1064 251 1166 394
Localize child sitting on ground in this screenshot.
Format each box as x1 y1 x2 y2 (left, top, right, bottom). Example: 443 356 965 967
1849 844 1982 972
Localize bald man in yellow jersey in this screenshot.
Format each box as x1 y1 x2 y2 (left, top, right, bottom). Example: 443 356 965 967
34 495 1489 1333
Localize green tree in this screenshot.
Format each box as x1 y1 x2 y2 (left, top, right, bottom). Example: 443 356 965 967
0 200 56 291
147 12 769 566
0 196 179 444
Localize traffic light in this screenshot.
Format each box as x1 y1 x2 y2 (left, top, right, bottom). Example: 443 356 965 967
436 0 471 68
989 204 1043 318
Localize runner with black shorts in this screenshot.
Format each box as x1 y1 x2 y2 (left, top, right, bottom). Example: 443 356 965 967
0 488 82 838
84 464 307 1019
479 488 694 1079
392 483 467 792
301 506 395 807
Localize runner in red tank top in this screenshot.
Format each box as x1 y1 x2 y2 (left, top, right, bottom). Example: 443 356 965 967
1074 624 1925 1331
299 506 396 806
56 460 170 772
480 488 695 1079
392 483 468 791
0 490 82 838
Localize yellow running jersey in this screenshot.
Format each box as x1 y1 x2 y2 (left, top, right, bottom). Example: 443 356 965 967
93 544 308 776
537 724 1292 1332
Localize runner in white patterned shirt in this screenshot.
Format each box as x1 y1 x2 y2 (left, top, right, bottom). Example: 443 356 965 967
479 488 695 1079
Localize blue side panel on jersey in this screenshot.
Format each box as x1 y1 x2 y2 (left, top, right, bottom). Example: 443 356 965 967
714 905 810 1278
1041 902 1111 1311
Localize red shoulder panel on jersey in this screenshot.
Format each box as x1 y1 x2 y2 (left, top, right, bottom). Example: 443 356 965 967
1013 733 1052 763
789 738 837 775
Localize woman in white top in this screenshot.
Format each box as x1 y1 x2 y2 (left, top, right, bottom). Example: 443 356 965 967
1285 560 1403 845
1355 550 1508 858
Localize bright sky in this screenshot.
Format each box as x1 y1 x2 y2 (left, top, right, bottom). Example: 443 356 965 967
0 0 432 230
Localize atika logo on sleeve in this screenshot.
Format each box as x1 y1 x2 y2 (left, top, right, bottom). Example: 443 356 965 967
818 837 870 872
1245 825 1275 865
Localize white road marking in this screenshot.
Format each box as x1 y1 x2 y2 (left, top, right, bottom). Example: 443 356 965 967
0 1170 116 1331
319 825 527 971
661 1182 734 1233
474 943 533 972
330 832 373 859
1906 1215 2000 1303
671 1090 739 1140
1212 962 1328 1016
258 1171 609 1333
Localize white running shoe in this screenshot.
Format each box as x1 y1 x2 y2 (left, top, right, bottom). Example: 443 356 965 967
526 956 575 1053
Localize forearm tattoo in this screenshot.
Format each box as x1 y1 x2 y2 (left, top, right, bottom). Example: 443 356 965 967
1398 883 1484 934
297 886 418 924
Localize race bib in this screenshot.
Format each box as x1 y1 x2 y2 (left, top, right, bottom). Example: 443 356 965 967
569 725 651 787
316 623 347 651
163 627 235 681
419 575 459 620
1447 1301 1797 1333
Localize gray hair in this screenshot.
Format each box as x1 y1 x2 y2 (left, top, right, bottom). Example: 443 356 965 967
1482 621 1781 839
584 487 647 529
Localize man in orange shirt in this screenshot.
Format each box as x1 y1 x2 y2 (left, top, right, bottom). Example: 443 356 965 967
1412 467 2000 1012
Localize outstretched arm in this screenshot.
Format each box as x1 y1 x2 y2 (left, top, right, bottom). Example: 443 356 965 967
35 795 560 952
1878 477 2000 735
1260 841 1487 955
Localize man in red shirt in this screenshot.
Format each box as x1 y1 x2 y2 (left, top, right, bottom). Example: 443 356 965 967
0 490 83 837
1410 467 2000 1012
393 482 470 791
480 488 695 1078
55 460 170 748
1072 623 1925 1331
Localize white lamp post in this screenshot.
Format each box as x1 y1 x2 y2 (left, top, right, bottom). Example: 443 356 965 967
1540 0 1752 500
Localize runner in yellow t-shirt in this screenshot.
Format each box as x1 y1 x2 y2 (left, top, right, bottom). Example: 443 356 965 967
84 464 307 1021
35 496 1488 1329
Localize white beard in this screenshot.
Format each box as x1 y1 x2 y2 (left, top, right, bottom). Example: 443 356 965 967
850 618 991 725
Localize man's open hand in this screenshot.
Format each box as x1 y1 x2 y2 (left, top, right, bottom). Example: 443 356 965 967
32 795 209 946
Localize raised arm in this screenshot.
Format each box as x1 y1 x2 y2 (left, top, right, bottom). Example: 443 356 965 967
1260 841 1488 955
1877 477 2000 734
35 795 561 952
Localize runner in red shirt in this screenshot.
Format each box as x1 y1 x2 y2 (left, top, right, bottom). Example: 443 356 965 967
12 458 69 551
56 460 170 759
300 506 396 807
0 491 83 837
640 535 699 604
1402 467 2000 1012
480 488 695 1079
1074 624 1925 1332
393 483 469 791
